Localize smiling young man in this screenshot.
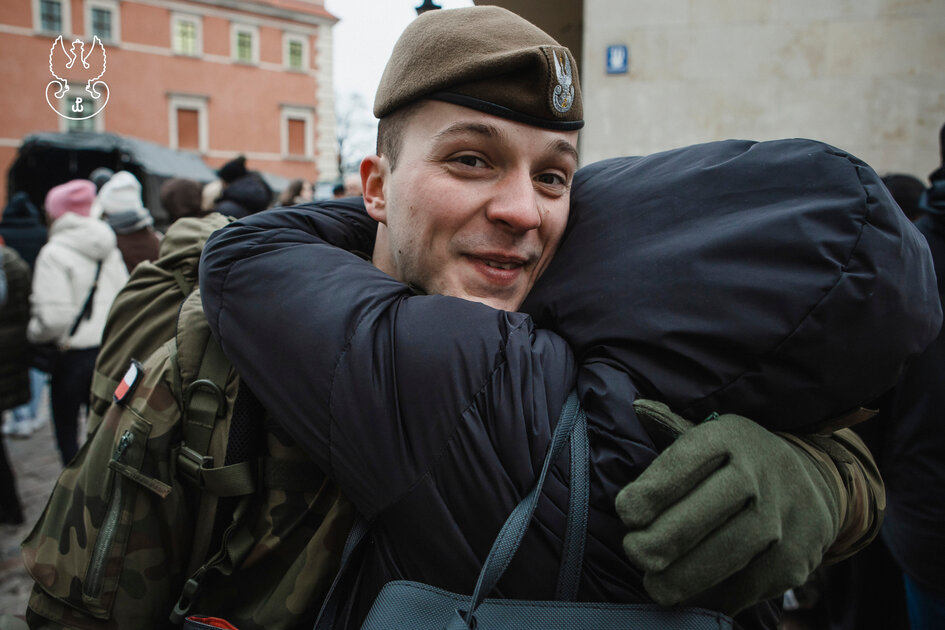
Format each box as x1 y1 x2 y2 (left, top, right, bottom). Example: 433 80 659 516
200 7 882 629
363 100 577 311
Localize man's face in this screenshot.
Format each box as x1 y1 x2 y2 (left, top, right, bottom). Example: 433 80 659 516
363 101 579 311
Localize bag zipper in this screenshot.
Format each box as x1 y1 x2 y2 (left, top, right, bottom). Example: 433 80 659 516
84 430 134 598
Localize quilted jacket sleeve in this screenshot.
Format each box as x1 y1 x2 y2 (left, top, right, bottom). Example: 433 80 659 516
200 203 576 518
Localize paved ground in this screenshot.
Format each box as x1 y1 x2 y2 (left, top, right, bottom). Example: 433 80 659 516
0 394 66 619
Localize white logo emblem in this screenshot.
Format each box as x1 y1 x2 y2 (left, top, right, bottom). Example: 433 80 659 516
46 35 109 121
552 51 574 114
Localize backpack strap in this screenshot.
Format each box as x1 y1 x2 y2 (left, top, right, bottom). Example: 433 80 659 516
177 334 256 497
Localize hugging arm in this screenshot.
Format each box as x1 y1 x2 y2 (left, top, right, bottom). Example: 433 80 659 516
617 401 883 615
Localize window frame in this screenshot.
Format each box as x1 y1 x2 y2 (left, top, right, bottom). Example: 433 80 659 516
168 93 209 153
171 12 202 57
33 0 72 36
59 91 104 133
230 23 260 65
280 105 314 159
85 0 120 43
283 32 308 72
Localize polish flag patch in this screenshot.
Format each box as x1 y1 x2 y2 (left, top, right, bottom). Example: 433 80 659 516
114 360 144 405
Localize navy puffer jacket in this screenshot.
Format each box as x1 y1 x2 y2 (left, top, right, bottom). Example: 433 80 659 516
200 139 939 629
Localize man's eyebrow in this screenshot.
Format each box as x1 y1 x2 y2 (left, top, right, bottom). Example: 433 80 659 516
547 138 579 164
432 121 503 143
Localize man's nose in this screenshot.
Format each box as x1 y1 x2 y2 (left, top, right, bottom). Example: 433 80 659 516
484 171 542 232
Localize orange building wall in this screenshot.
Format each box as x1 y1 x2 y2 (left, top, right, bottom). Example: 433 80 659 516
1 0 337 204
203 16 229 57
125 3 170 48
0 1 31 28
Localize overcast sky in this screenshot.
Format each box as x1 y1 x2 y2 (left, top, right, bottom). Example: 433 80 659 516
323 0 474 170
324 0 474 105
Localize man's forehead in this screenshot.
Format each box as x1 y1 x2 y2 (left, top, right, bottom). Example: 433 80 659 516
417 102 579 160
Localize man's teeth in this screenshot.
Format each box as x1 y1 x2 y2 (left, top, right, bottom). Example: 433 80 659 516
484 260 516 270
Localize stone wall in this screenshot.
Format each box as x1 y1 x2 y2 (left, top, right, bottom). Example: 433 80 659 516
581 0 945 179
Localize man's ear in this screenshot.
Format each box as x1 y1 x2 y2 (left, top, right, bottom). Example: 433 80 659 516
361 155 388 223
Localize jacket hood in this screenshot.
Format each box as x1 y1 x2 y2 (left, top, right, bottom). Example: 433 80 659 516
522 138 943 433
2 192 44 225
48 213 117 261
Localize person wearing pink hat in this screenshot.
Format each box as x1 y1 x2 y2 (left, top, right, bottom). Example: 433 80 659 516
28 179 127 464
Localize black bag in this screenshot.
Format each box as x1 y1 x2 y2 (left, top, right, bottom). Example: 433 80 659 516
29 262 102 373
317 392 734 630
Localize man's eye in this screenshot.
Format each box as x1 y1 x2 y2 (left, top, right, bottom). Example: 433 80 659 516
453 155 487 168
536 172 566 186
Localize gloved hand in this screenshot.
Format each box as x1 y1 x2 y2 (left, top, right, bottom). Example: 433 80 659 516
615 401 842 615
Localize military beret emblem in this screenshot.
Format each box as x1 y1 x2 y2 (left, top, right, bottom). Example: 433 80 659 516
552 50 574 114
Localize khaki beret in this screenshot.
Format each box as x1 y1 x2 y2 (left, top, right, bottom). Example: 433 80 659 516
375 6 583 130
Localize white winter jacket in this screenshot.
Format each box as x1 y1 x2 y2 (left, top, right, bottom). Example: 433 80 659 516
27 213 128 350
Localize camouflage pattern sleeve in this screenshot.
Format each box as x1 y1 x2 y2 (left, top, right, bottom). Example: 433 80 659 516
777 429 885 564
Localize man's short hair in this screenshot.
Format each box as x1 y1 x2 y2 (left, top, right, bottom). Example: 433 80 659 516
376 105 421 171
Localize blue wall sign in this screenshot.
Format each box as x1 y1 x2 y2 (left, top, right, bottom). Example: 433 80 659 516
606 45 628 75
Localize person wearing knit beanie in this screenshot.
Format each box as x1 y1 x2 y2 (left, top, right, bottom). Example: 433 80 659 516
44 180 96 222
98 171 160 272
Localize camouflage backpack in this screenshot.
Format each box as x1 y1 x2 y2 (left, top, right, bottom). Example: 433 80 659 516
21 214 355 629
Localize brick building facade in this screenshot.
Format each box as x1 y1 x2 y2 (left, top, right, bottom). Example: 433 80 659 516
0 0 338 204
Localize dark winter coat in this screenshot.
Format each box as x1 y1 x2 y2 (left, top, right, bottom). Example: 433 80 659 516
879 169 945 596
0 246 31 411
0 192 48 268
200 139 939 630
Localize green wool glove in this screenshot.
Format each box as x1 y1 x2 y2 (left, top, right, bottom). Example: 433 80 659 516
616 401 842 615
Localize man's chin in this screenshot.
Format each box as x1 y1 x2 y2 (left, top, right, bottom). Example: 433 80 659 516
455 290 523 312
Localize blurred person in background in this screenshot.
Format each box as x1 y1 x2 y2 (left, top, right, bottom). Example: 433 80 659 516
822 123 945 630
0 193 48 438
0 242 31 524
876 122 945 630
99 171 161 273
277 179 315 207
28 180 128 464
342 172 362 197
883 174 927 223
160 177 207 223
213 155 273 218
202 179 224 214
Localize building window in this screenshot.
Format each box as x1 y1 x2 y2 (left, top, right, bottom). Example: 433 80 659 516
287 118 305 155
169 94 208 153
176 109 199 149
91 8 110 39
63 94 97 132
86 0 120 42
231 24 259 64
281 106 313 158
33 0 71 35
284 33 308 71
172 14 201 56
40 0 62 32
237 32 252 62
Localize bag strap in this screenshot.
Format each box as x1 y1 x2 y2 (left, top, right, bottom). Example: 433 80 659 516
556 393 589 601
456 390 588 627
313 390 589 630
68 261 103 338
